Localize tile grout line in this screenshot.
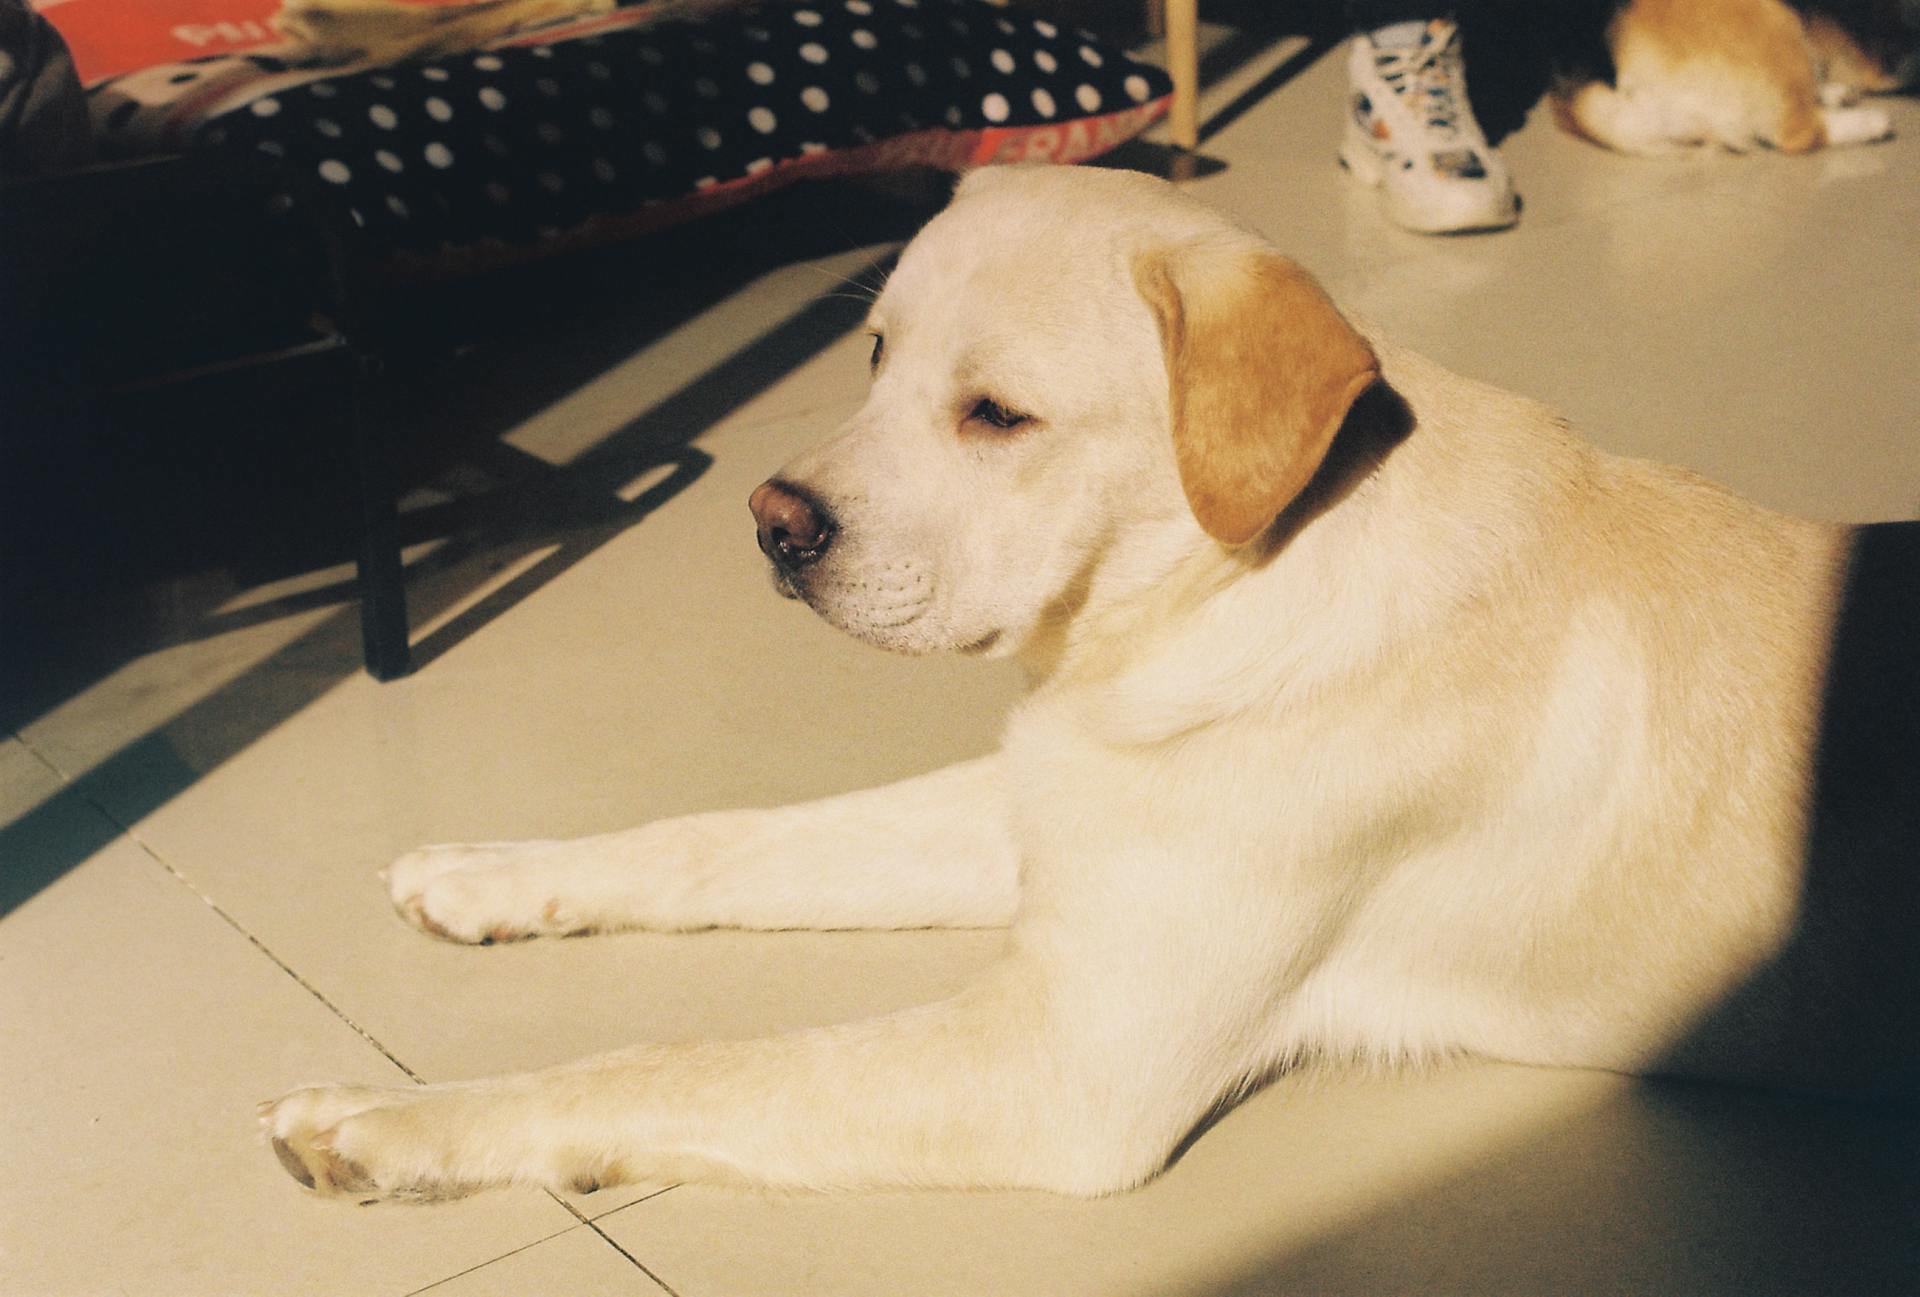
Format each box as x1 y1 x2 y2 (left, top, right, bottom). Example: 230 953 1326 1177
11 730 69 790
398 1220 585 1297
19 731 688 1293
552 1191 686 1297
10 730 426 1085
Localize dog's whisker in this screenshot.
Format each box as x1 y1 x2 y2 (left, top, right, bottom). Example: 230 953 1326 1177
793 260 891 309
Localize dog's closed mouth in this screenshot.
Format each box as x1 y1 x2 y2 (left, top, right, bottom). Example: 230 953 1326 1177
767 567 804 601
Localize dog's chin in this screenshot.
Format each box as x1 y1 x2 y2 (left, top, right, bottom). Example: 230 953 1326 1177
833 614 1010 658
769 570 1003 657
766 566 805 601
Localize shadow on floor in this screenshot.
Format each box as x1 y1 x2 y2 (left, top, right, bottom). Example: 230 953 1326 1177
0 10 1355 913
1171 1076 1919 1297
0 173 943 915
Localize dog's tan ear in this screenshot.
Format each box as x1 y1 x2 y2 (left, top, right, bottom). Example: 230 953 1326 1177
1133 244 1379 546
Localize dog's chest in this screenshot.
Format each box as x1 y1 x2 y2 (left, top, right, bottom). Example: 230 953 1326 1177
995 690 1459 896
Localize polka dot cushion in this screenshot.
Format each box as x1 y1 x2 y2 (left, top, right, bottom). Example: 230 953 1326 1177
86 0 1172 274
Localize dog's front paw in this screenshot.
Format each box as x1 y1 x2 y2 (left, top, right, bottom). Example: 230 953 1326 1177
1821 103 1893 147
259 1084 421 1201
385 843 587 945
258 1084 482 1204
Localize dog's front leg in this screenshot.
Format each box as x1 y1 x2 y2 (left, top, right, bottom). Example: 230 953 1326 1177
387 757 1019 942
261 958 1180 1203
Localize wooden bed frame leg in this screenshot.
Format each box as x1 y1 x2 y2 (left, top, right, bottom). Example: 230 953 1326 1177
1165 0 1199 153
350 352 412 681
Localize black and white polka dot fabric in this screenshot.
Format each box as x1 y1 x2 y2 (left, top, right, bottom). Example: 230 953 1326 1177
88 0 1171 271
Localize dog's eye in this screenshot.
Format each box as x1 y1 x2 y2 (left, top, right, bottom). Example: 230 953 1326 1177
868 333 884 372
968 398 1030 431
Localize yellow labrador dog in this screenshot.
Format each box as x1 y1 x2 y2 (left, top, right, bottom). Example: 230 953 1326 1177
263 165 1917 1203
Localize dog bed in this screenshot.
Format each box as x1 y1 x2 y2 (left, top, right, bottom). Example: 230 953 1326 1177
63 0 1172 273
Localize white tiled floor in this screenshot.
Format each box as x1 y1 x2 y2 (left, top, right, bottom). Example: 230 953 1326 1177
6 22 1918 1297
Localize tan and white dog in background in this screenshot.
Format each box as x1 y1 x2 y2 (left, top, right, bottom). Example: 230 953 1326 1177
1554 0 1912 154
262 166 1917 1204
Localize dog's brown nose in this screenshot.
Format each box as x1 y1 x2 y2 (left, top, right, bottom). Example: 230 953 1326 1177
750 480 835 568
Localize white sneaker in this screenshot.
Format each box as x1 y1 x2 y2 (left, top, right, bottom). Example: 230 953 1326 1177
1340 19 1518 234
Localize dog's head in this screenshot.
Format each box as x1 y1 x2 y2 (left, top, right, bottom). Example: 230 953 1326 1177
750 166 1379 658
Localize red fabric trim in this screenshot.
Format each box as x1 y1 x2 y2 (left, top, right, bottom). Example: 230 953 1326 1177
968 129 1005 167
32 0 628 85
34 0 283 85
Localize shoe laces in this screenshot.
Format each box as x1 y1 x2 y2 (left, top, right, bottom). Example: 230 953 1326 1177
1373 21 1468 141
